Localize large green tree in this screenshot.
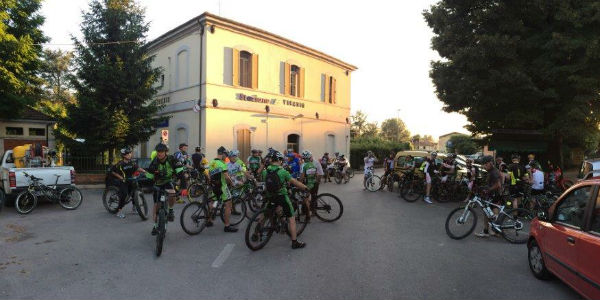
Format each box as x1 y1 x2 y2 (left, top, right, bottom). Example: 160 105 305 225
424 0 600 165
39 49 74 103
351 110 368 138
447 134 478 155
61 0 164 158
0 0 46 118
380 118 411 143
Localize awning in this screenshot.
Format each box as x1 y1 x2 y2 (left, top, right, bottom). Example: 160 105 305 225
488 140 548 153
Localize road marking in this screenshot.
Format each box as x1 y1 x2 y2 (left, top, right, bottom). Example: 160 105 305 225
211 244 235 268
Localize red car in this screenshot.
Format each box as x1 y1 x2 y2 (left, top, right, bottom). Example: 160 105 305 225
528 180 600 300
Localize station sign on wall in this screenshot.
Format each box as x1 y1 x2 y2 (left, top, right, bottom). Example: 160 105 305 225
236 93 305 109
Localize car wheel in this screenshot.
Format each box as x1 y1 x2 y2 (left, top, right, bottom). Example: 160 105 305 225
528 240 552 280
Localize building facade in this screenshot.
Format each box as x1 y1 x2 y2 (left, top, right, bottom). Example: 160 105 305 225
138 13 356 160
0 107 56 153
438 132 463 153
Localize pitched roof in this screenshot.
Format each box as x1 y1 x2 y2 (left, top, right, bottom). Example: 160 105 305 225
19 107 54 122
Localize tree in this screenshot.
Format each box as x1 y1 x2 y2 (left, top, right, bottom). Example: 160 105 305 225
422 135 434 143
0 0 47 119
424 1 600 166
39 49 74 103
380 118 411 143
61 0 164 159
362 122 379 137
351 110 368 137
447 134 478 155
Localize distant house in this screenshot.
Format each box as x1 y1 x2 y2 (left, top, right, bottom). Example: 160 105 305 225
412 138 437 151
438 132 464 153
0 107 56 153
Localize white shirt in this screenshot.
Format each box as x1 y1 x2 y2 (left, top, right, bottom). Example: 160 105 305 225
364 156 376 170
315 161 324 176
532 170 544 190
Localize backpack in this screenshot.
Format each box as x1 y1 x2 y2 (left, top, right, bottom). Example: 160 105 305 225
265 168 282 194
209 168 223 196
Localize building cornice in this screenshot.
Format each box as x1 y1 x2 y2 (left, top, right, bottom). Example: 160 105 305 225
147 12 357 72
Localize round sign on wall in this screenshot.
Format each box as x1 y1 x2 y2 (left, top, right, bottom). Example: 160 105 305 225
193 104 200 113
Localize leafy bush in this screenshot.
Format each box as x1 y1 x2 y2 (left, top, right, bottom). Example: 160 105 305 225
349 136 411 169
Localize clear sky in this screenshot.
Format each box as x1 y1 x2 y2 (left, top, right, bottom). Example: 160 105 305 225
40 0 470 141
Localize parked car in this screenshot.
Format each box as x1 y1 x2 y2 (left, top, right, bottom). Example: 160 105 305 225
1 150 75 206
527 180 600 300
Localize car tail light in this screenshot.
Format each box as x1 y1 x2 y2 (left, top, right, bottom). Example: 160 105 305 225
9 171 16 188
70 170 75 184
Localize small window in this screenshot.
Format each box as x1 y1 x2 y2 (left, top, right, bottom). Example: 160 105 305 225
328 76 333 103
160 74 165 87
239 51 252 88
555 186 592 229
6 127 23 135
29 128 45 136
290 65 300 97
287 134 300 154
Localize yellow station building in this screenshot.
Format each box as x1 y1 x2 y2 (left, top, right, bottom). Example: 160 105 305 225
137 12 356 160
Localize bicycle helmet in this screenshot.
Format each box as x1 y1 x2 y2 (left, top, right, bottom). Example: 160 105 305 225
271 150 285 161
228 149 240 157
120 147 132 156
217 146 227 155
301 150 312 159
155 143 168 152
431 151 438 157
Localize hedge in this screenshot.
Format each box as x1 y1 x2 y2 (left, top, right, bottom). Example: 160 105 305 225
349 137 411 170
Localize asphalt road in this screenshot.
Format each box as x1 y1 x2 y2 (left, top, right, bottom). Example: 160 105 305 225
0 173 581 300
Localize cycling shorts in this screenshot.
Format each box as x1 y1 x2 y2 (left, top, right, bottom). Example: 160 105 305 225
267 194 295 218
425 173 432 184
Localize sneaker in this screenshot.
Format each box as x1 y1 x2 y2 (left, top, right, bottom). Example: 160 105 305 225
224 226 238 233
424 197 433 204
206 220 214 227
168 210 175 222
292 240 306 249
117 211 125 219
475 231 490 238
151 226 158 236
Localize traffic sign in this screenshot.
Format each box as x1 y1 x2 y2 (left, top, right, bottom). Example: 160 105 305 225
161 129 169 142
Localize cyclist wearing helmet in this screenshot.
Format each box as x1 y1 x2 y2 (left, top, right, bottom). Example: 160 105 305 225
440 153 457 183
208 146 238 232
462 158 479 202
299 150 323 220
110 147 146 219
320 153 331 183
260 150 309 249
475 155 503 238
247 149 263 178
363 151 377 188
228 149 251 185
507 154 527 208
146 143 185 235
423 152 439 204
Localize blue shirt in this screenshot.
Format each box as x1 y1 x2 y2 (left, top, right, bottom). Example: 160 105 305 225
288 157 301 178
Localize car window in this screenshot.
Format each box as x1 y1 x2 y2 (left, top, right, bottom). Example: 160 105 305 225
555 186 592 229
5 153 14 163
591 193 600 234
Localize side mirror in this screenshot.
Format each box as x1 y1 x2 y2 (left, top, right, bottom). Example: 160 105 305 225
537 211 549 222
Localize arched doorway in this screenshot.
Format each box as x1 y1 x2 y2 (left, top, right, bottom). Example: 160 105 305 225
287 134 300 154
237 129 251 161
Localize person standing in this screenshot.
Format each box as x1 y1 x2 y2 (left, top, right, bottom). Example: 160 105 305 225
363 151 377 189
475 156 503 238
320 153 331 183
423 152 438 204
208 146 238 232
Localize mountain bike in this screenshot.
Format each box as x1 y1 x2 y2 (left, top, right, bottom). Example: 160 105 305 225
15 172 83 214
102 176 150 220
179 190 247 235
400 174 425 202
311 193 343 222
445 190 533 244
364 167 381 192
244 189 309 251
155 187 171 257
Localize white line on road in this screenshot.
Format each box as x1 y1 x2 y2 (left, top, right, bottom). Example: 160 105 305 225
211 243 235 268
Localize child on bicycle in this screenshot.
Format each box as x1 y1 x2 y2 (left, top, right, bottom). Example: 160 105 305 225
110 147 146 219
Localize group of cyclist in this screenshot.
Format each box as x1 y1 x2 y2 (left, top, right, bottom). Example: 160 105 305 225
107 142 353 249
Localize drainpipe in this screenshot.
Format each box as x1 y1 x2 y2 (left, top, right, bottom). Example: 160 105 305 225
197 18 203 151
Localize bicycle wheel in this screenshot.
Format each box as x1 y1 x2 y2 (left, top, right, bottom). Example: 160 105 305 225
313 193 343 222
15 191 37 214
156 208 166 257
220 197 247 226
365 175 382 192
102 186 120 214
498 208 533 244
134 191 148 221
245 209 274 251
247 192 264 214
445 206 478 240
187 183 206 203
59 187 83 210
180 201 208 235
400 179 422 202
334 172 343 184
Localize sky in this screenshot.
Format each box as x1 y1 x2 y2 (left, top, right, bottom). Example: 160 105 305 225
40 0 470 141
